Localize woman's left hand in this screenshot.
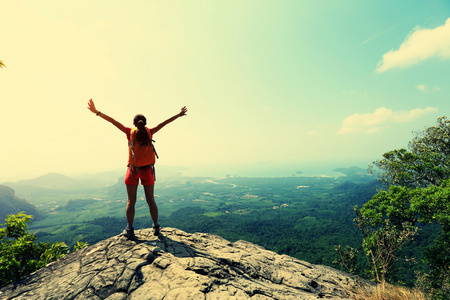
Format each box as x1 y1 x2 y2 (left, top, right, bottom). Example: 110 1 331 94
87 99 98 114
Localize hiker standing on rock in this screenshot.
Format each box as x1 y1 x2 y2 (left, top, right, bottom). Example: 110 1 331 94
87 99 187 240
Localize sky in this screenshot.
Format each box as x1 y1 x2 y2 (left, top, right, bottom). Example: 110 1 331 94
1 0 450 182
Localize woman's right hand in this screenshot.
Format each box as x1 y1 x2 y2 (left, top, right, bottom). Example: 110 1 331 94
178 106 188 117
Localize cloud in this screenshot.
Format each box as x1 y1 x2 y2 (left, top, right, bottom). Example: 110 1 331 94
416 84 440 92
337 107 438 135
416 84 428 91
356 24 399 48
376 18 450 72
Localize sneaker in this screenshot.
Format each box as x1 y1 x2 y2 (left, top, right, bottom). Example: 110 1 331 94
125 225 135 240
153 223 161 236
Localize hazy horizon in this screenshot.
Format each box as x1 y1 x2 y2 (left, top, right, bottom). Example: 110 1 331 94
0 160 370 183
2 1 450 184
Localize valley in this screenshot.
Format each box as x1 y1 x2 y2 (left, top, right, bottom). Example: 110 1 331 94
5 166 429 284
2 168 374 254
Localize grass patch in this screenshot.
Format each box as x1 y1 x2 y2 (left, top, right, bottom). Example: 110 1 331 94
204 212 225 217
350 283 429 300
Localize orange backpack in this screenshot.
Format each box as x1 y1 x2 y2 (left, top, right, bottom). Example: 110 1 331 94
128 127 159 167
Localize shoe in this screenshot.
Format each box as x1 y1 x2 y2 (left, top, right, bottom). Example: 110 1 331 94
153 223 161 236
125 225 135 240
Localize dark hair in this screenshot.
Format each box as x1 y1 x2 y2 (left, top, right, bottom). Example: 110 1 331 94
133 114 150 146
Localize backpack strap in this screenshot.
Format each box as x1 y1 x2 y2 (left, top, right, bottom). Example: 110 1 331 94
150 139 159 159
130 137 159 160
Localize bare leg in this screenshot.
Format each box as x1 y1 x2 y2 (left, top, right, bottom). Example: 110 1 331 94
126 185 138 226
143 184 158 224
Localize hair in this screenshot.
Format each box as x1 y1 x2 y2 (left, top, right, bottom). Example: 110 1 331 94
133 114 151 147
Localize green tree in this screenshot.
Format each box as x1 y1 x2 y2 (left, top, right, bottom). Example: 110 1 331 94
341 117 450 297
355 205 417 286
355 179 450 296
369 116 450 188
411 181 450 298
333 245 358 274
0 212 87 288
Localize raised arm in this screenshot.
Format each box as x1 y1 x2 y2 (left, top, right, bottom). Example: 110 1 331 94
151 106 187 135
87 99 127 133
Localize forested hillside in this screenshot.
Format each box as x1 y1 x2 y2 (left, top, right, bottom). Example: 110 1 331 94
0 185 40 222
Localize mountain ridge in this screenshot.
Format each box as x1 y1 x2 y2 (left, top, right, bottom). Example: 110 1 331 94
0 185 40 222
0 227 367 299
2 172 101 190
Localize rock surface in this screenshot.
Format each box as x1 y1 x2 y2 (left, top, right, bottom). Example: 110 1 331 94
0 228 364 300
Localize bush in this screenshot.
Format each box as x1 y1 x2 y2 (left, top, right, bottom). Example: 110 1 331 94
0 212 87 287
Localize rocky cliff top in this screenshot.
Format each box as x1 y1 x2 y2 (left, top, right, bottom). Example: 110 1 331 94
0 228 365 300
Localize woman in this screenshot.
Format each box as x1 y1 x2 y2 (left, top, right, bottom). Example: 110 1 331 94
87 99 187 240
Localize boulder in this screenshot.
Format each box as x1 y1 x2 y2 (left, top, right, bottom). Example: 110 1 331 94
0 228 366 299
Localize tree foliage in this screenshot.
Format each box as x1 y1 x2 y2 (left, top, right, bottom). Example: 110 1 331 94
370 116 450 188
333 245 358 274
0 212 87 288
350 117 450 297
355 213 417 285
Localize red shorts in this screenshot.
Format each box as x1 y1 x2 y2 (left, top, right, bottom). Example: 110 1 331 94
125 166 155 186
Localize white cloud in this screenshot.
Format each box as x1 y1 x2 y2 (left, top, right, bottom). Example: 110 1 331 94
416 84 441 92
376 18 450 72
416 84 427 91
337 107 438 135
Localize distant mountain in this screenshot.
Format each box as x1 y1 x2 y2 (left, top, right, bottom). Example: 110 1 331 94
2 167 183 192
3 172 88 190
0 172 113 205
0 185 41 222
334 166 373 183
